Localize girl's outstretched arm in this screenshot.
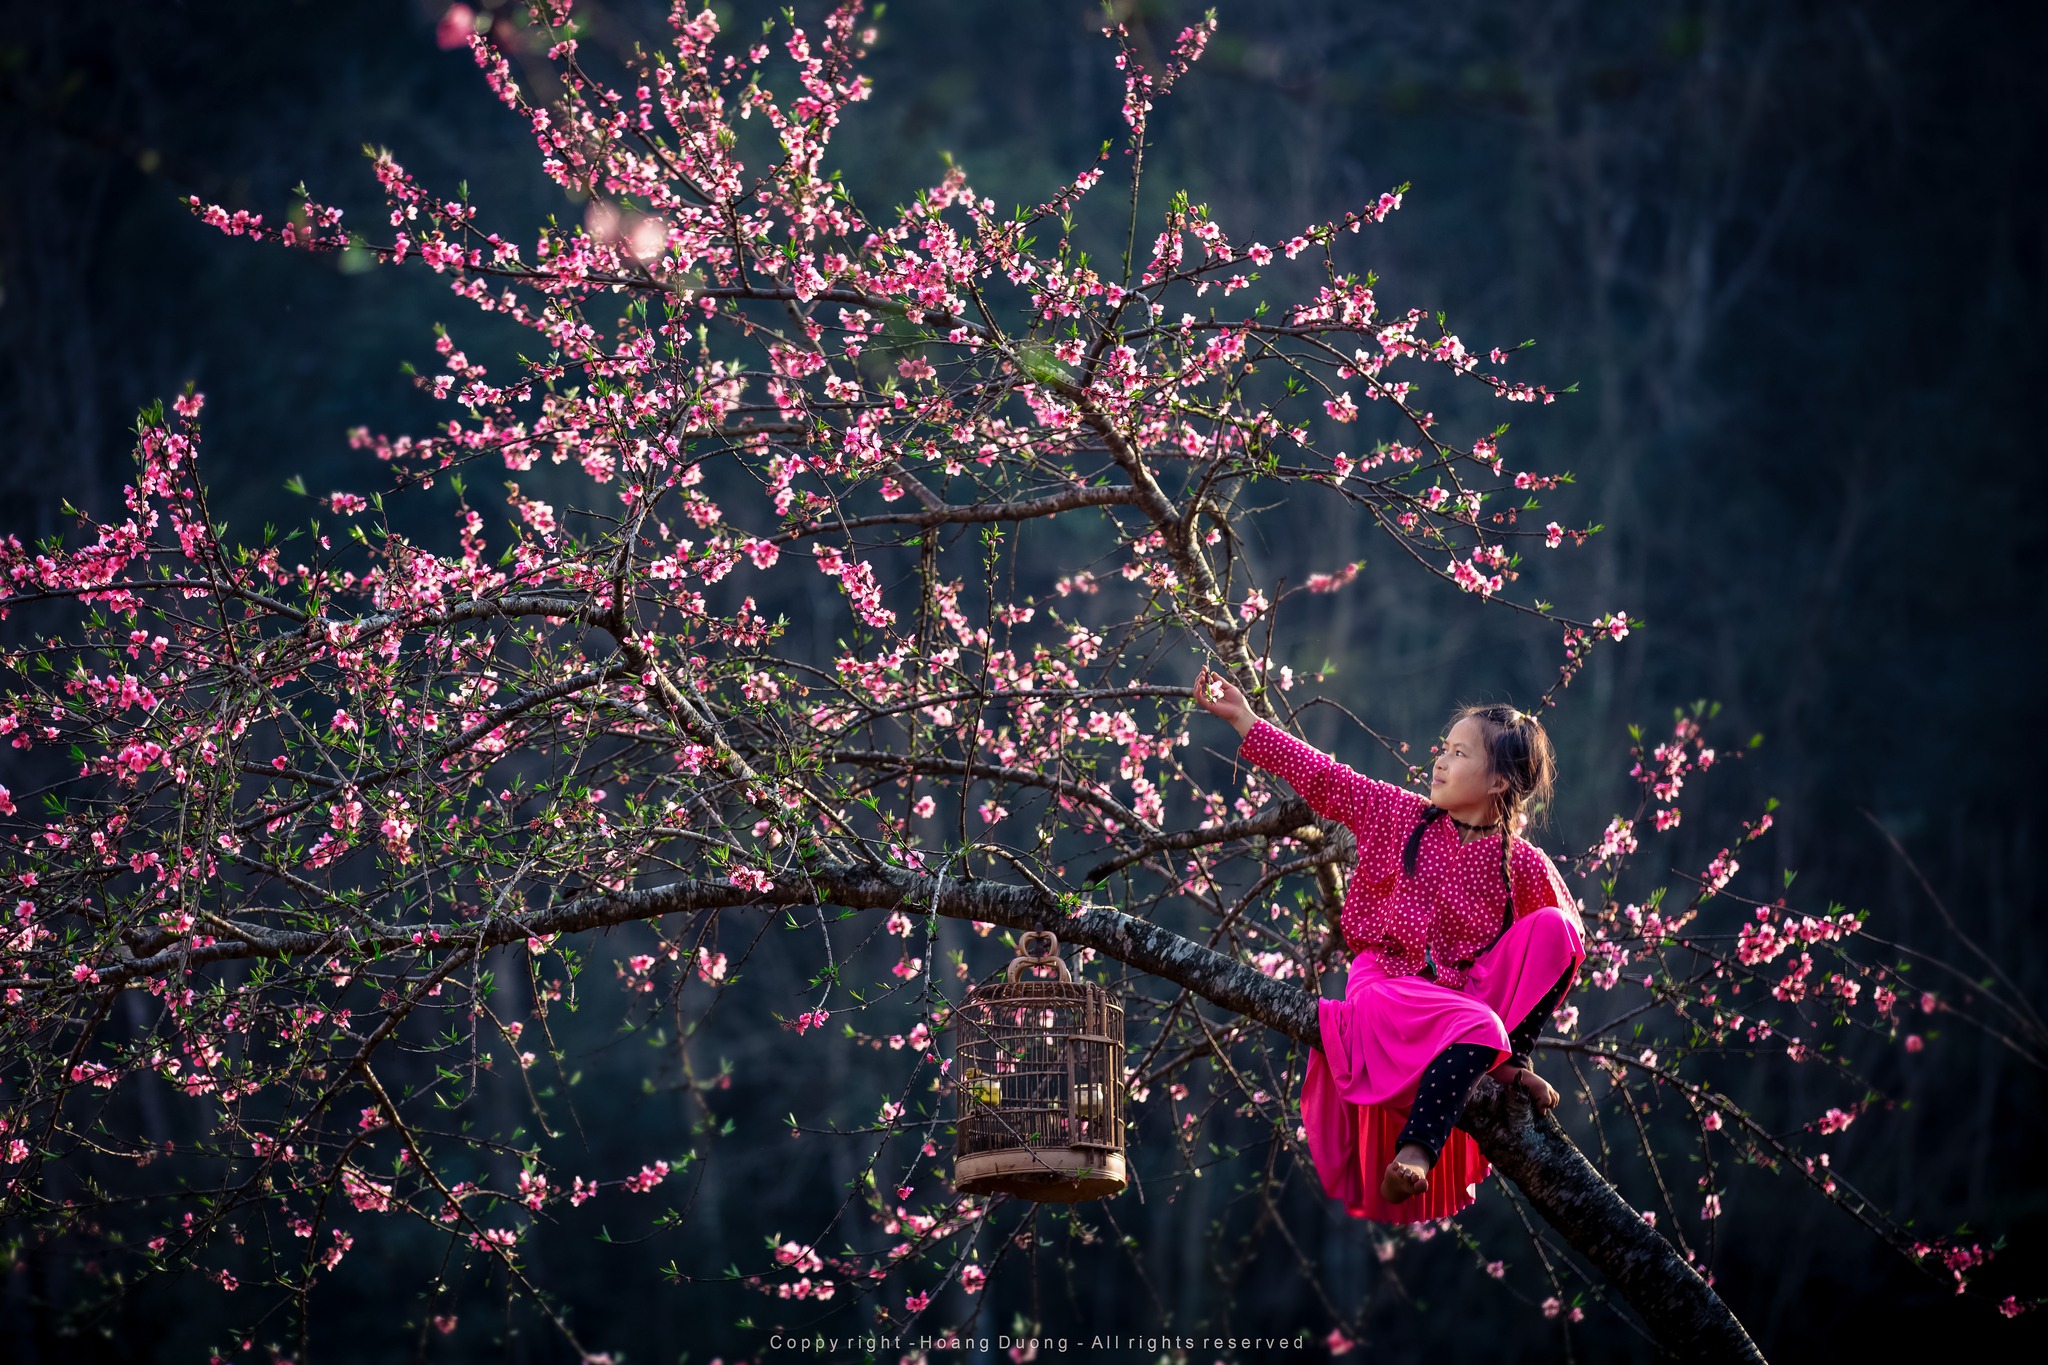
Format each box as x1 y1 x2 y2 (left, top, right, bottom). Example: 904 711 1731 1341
1193 666 1424 852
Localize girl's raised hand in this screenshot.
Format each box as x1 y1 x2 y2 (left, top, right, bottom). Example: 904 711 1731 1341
1193 665 1258 736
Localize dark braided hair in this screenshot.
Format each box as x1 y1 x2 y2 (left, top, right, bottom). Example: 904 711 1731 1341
1402 704 1558 949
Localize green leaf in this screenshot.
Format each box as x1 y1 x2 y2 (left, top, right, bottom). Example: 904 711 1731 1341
1014 342 1071 387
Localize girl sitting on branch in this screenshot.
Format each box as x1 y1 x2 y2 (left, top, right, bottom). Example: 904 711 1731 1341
1194 667 1586 1223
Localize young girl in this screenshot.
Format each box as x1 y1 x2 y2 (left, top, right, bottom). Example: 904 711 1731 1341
1194 667 1586 1223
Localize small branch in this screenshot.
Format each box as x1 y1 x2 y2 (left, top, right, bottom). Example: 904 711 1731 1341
1082 798 1315 885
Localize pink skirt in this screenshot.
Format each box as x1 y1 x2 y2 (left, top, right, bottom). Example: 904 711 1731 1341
1299 908 1587 1224
1300 955 1508 1224
1463 905 1586 1037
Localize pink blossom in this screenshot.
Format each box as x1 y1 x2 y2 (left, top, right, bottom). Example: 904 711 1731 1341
436 5 476 50
70 1061 115 1087
728 865 776 893
1592 816 1638 866
775 1240 823 1271
515 497 557 536
379 809 417 859
342 1168 393 1213
1304 562 1360 594
622 1160 670 1193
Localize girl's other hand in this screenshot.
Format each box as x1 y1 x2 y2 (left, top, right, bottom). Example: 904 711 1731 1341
1193 665 1258 737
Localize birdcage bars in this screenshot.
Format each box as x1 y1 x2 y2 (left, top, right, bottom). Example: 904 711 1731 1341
953 930 1127 1203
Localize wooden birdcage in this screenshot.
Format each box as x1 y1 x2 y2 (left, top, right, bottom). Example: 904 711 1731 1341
953 930 1127 1203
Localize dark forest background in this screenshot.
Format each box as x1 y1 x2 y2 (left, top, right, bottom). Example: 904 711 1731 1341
3 0 2045 1360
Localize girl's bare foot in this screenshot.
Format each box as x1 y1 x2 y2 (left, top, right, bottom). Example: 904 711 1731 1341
1380 1143 1433 1204
1492 1063 1561 1116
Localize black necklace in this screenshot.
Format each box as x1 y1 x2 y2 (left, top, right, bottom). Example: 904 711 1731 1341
1449 814 1502 843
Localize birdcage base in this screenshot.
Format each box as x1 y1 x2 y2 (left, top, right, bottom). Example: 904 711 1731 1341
955 1148 1127 1203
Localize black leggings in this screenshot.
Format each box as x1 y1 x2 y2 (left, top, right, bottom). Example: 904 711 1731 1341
1395 966 1575 1164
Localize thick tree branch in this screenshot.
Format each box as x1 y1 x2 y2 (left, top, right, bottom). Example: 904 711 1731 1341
47 862 1761 1360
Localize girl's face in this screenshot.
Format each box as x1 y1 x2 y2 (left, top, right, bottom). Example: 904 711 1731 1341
1431 715 1508 817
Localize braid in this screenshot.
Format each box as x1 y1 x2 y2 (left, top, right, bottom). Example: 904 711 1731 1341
1497 796 1517 938
1403 805 1450 877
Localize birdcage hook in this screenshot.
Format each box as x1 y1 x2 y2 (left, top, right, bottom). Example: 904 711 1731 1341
1005 929 1072 983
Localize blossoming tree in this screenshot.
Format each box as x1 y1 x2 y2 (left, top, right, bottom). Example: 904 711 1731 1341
0 3 2029 1360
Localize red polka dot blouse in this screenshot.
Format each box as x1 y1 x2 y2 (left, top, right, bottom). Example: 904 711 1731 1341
1240 719 1579 989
